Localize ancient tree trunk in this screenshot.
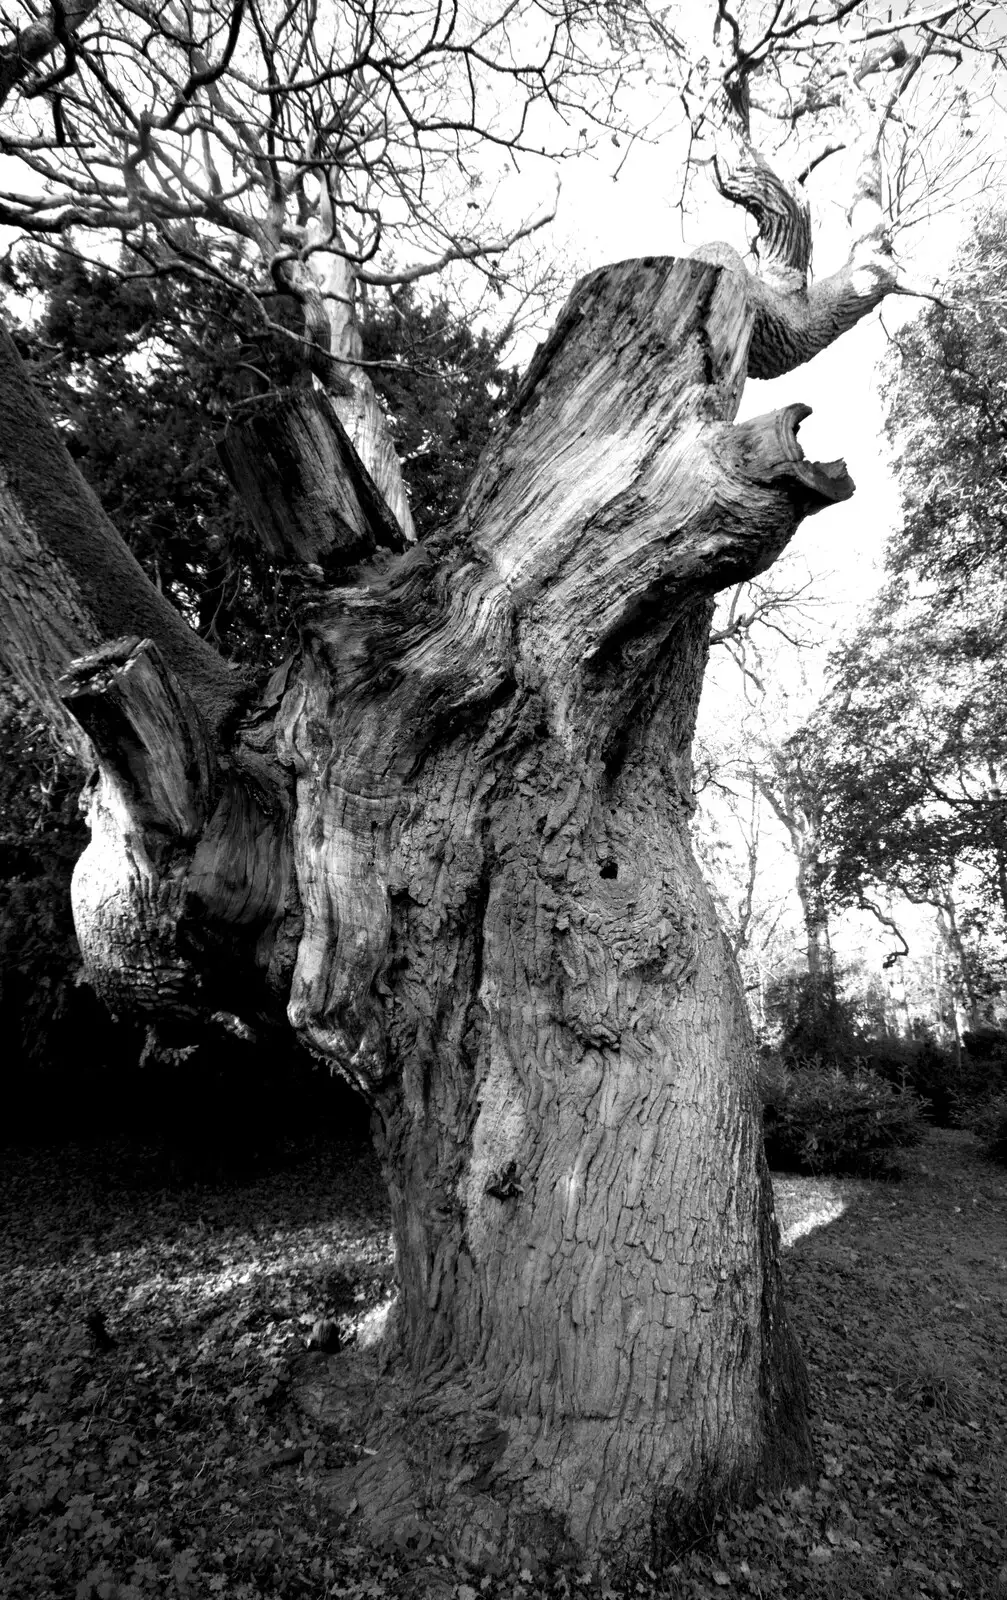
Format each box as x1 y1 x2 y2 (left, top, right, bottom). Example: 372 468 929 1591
1 245 865 1570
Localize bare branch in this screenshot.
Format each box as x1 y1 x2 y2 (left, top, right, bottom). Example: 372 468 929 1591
0 0 97 110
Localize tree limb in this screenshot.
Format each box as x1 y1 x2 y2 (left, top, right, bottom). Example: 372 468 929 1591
0 0 97 111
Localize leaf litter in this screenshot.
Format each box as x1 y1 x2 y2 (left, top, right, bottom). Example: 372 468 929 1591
0 1127 1004 1600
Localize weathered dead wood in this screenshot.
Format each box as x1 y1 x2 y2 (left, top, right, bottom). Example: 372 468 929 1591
287 243 417 542
277 260 853 1087
217 387 407 575
59 637 296 1025
61 636 214 847
709 141 900 377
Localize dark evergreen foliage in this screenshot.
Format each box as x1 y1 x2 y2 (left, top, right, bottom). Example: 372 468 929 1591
4 251 519 660
764 967 859 1062
362 286 519 533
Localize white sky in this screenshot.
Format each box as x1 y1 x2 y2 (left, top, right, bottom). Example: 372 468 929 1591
530 111 1002 1002
545 130 974 633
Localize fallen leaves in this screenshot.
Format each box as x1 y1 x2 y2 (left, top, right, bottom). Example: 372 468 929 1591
0 1136 397 1600
1 1127 1005 1599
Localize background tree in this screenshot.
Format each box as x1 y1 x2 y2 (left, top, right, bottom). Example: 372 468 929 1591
696 699 850 1055
805 212 1007 1034
2 0 1005 1575
691 759 794 1033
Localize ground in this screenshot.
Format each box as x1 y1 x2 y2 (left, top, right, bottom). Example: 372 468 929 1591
0 1126 1004 1599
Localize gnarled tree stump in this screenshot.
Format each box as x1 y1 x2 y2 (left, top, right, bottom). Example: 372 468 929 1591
0 248 863 1572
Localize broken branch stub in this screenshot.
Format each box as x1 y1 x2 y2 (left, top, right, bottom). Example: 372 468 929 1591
218 387 407 577
708 141 900 379
60 637 214 846
0 323 243 753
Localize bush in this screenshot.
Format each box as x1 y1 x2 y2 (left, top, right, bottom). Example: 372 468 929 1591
987 1104 1007 1167
790 1036 1006 1132
763 969 860 1061
961 1026 1007 1061
957 1092 1007 1166
760 1057 928 1177
863 1041 961 1127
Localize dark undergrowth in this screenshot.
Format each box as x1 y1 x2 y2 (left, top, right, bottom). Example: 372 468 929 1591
1 1128 1005 1600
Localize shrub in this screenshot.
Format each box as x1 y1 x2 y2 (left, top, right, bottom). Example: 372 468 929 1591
812 1037 1005 1131
987 1104 1007 1167
864 1040 962 1127
959 1092 1007 1166
763 969 860 1062
961 1026 1007 1061
760 1057 928 1177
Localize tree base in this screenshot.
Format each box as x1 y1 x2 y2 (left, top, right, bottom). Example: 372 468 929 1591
294 1323 814 1580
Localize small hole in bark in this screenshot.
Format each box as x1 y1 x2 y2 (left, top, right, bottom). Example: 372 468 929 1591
599 858 618 880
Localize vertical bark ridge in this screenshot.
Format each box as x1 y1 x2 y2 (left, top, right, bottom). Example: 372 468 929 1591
706 144 901 380
300 239 417 542
328 646 813 1567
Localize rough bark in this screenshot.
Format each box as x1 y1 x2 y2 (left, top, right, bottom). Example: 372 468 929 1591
0 324 244 756
57 634 298 1031
268 256 848 1566
217 388 407 574
308 247 417 543
0 244 874 1573
708 142 900 377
